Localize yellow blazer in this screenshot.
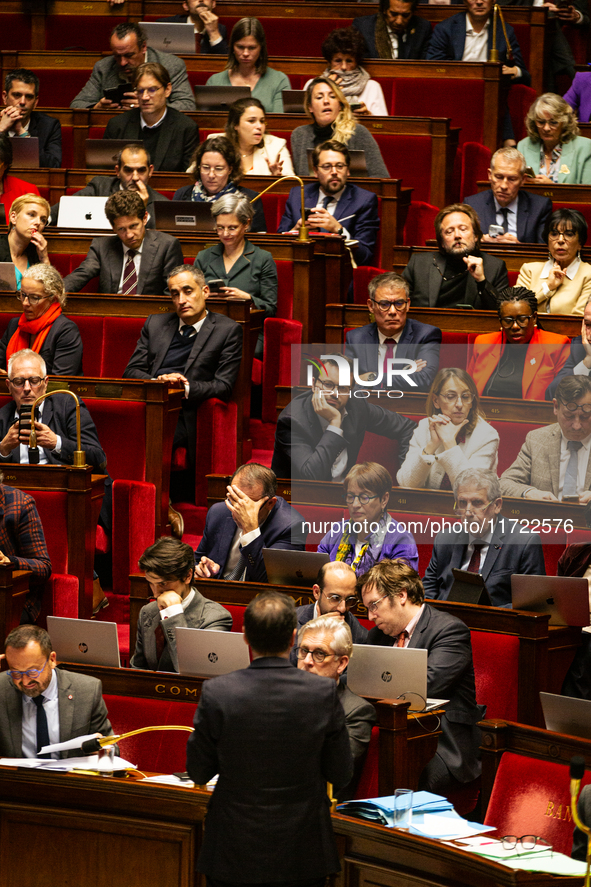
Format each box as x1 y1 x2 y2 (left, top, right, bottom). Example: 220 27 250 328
516 259 591 315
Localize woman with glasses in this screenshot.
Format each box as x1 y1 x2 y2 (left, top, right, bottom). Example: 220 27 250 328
215 98 294 176
317 461 418 575
0 263 82 375
515 209 591 315
517 93 591 185
103 62 198 172
0 194 50 292
206 18 291 113
467 286 570 401
173 137 267 232
397 368 498 491
194 193 277 358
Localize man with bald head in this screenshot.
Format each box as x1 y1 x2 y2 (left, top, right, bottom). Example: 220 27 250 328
296 561 368 643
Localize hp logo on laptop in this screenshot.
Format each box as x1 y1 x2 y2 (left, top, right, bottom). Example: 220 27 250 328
381 671 392 683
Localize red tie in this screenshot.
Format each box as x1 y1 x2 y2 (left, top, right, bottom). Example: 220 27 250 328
121 249 137 295
466 543 484 573
396 629 409 648
382 338 396 382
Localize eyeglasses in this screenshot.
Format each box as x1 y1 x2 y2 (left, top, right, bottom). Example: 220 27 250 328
370 297 408 311
437 391 473 404
8 656 49 680
345 493 379 506
322 591 359 608
317 163 347 172
200 165 228 176
500 314 534 328
135 86 164 97
8 376 45 388
366 593 390 613
500 835 552 853
314 379 351 395
561 401 591 415
535 118 560 128
454 498 493 513
16 291 48 306
548 229 577 241
295 645 337 664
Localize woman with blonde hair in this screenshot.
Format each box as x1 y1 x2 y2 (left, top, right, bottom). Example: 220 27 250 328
517 93 591 185
0 194 50 289
290 76 389 177
396 367 499 490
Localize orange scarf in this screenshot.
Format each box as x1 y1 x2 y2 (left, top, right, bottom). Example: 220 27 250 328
6 301 62 363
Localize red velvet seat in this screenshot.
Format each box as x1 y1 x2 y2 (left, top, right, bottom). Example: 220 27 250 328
354 724 379 799
459 142 492 202
0 13 31 50
72 315 104 377
403 202 439 247
353 266 388 305
393 80 486 146
101 316 146 377
470 631 519 721
45 15 127 51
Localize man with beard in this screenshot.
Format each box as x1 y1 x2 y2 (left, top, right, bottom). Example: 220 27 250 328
402 203 509 309
352 0 431 60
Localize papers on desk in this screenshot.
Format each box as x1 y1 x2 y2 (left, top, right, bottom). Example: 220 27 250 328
337 791 455 825
409 814 495 841
142 774 196 787
0 754 136 771
39 732 105 755
451 838 588 876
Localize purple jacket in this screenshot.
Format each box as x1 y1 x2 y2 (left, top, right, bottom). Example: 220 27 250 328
564 73 591 123
317 517 418 576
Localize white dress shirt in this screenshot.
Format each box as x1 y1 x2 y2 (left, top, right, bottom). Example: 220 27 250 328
314 187 352 240
462 16 489 62
21 668 60 759
159 587 196 620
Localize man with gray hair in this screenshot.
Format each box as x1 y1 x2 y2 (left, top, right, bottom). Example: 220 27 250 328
464 147 552 245
423 467 544 607
345 271 441 391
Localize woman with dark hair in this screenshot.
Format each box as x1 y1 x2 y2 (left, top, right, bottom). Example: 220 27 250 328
397 368 499 490
317 461 418 574
173 136 267 232
304 27 387 116
516 208 591 315
517 93 591 185
219 98 294 175
0 135 41 216
291 76 389 177
467 286 570 400
205 17 290 113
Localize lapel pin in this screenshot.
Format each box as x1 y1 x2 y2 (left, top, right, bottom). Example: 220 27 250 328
68 694 73 700
530 357 536 365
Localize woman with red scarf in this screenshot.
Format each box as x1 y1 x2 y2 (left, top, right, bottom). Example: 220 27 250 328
0 264 82 375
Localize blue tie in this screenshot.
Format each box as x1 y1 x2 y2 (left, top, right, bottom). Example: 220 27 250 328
563 440 583 498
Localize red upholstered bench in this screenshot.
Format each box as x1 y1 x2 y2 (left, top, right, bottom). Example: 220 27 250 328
101 316 145 377
470 631 519 721
0 13 31 50
392 79 485 146
45 15 128 51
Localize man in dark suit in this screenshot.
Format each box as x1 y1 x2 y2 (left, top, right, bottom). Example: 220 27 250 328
402 202 509 309
353 0 431 59
295 561 368 646
346 271 441 392
63 190 183 295
0 69 61 168
272 355 416 481
50 144 168 229
131 537 231 672
506 0 588 88
102 62 198 173
546 297 591 399
360 558 485 793
158 0 228 54
0 625 114 759
123 265 243 487
465 147 552 245
186 590 353 883
195 463 306 582
423 468 545 608
277 140 379 266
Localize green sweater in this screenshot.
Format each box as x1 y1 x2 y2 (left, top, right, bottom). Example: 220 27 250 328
206 67 291 113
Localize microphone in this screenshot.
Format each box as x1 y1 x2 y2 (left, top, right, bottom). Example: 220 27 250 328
81 736 103 754
570 755 591 887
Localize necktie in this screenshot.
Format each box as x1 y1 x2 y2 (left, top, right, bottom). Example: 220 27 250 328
396 629 409 648
33 695 50 758
121 249 137 295
322 195 331 210
154 621 166 664
466 543 485 573
225 552 247 581
563 440 583 498
195 31 202 53
500 207 509 234
180 325 195 338
382 338 396 384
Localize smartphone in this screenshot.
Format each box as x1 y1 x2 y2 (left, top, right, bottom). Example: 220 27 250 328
488 224 504 238
304 207 316 220
103 84 130 104
207 278 225 294
349 100 362 111
524 166 536 178
18 411 33 440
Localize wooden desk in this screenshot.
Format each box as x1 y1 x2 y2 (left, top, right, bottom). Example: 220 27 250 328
0 567 32 647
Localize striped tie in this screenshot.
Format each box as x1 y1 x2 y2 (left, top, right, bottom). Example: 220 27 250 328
121 249 137 295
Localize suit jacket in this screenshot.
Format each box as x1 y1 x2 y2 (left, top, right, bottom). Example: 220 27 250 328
27 111 62 168
296 602 368 645
500 421 591 499
402 250 509 309
0 314 83 376
159 14 228 53
103 107 198 172
186 656 353 881
193 240 278 319
427 11 530 84
123 310 242 468
338 681 376 759
0 667 113 758
352 13 431 59
516 259 591 315
173 183 267 233
131 587 232 672
50 176 169 229
423 520 545 607
564 72 591 124
345 317 442 391
546 335 588 399
63 228 184 295
517 135 591 185
70 46 196 111
368 604 485 783
195 496 307 582
277 182 379 266
467 329 571 400
464 189 552 244
272 390 416 481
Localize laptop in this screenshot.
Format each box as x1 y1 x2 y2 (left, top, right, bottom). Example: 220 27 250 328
56 195 111 230
175 627 250 677
540 691 591 739
85 139 144 169
282 89 306 113
306 148 367 176
511 574 590 626
140 21 197 55
11 137 39 168
347 644 447 711
153 200 214 232
262 549 329 587
194 85 251 111
448 568 491 606
0 263 17 292
47 615 121 668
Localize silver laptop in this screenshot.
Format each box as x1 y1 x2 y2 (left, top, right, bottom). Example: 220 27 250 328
263 549 329 587
511 574 590 626
140 21 197 54
0 263 17 291
11 137 39 168
176 627 250 677
153 200 214 232
347 644 447 711
56 195 111 230
194 85 251 110
540 691 591 739
85 139 144 169
47 615 121 668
